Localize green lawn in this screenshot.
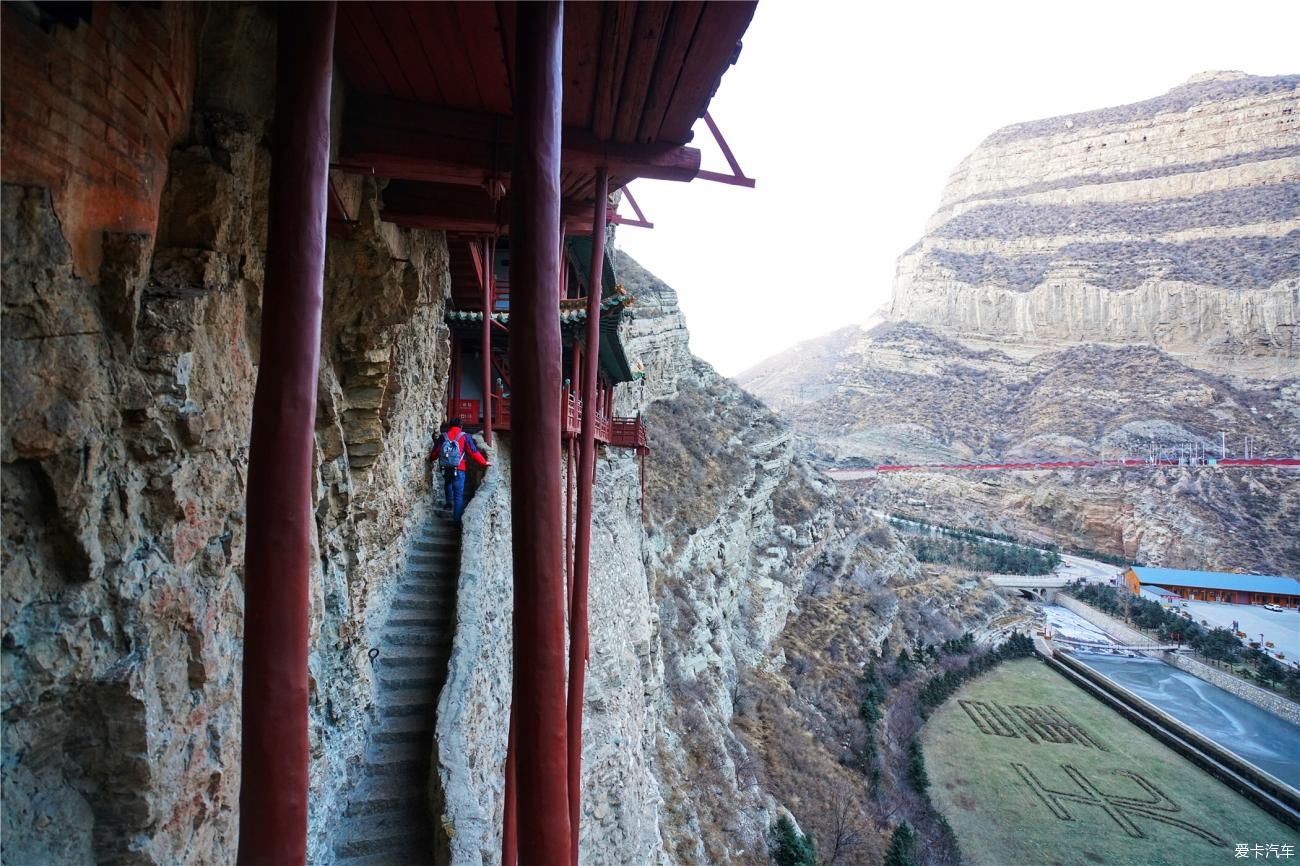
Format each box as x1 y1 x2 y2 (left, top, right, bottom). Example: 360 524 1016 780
921 658 1298 866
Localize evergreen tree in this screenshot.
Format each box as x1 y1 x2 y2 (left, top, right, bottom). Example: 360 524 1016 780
907 739 929 792
770 816 816 866
883 823 916 866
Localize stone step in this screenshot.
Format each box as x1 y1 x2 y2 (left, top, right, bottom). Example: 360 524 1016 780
334 843 433 866
343 774 424 817
334 820 429 861
390 596 452 612
372 724 430 746
412 537 460 552
400 576 455 591
409 553 457 570
377 664 446 692
390 590 445 607
378 693 435 718
367 738 428 766
388 613 452 630
379 672 440 693
380 628 442 647
377 646 444 668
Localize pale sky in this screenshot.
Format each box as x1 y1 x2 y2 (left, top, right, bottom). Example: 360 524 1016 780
616 0 1300 377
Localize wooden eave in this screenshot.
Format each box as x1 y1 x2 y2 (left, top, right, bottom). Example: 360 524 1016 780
332 1 756 231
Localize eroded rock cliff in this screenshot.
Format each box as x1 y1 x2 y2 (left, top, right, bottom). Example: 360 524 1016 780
2 9 454 864
890 72 1299 378
742 73 1300 576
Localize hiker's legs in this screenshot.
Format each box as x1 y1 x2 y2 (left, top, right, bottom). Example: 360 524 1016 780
451 470 466 522
443 469 455 509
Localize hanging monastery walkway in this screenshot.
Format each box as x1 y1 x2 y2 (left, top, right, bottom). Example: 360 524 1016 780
333 507 462 864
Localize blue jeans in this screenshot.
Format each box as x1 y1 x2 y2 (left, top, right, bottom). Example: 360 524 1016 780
443 469 466 522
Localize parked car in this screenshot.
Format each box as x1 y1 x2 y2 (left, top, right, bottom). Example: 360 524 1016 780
1264 603 1283 612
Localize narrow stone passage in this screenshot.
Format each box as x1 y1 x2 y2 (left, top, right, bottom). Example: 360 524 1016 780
332 506 461 865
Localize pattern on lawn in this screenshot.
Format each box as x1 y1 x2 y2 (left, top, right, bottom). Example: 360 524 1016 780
959 700 1107 749
1012 763 1228 847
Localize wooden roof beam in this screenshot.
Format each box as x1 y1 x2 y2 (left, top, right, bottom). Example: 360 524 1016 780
336 98 702 187
380 181 604 234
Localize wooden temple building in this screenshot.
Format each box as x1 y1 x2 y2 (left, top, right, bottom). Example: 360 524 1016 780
1 0 755 862
442 235 649 451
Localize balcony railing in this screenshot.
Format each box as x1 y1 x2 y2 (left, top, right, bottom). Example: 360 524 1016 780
450 393 645 451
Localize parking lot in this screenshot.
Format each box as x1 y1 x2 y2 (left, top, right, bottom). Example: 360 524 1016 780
1178 599 1300 662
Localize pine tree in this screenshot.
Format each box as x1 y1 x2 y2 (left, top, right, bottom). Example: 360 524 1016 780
770 816 816 866
883 823 916 866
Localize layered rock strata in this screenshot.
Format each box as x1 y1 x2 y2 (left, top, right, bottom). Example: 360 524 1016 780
890 72 1300 375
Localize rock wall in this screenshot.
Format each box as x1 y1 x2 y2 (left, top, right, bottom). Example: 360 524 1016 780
435 442 663 865
889 72 1300 373
2 8 454 864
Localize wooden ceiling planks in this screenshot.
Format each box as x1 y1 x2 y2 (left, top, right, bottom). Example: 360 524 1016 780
590 2 636 141
341 2 419 102
656 1 755 143
368 2 445 104
636 2 704 144
333 8 389 95
335 2 752 147
452 1 512 115
332 2 754 231
409 2 484 110
561 1 602 130
612 2 671 143
494 1 516 98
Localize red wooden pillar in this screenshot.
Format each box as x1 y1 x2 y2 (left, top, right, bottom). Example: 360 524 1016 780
567 167 608 862
507 3 571 865
566 437 576 601
236 5 336 866
482 236 494 444
454 334 462 405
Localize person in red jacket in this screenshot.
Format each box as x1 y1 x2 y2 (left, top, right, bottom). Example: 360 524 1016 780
429 417 489 523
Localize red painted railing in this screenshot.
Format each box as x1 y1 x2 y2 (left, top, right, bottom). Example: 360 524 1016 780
477 393 645 450
609 416 648 452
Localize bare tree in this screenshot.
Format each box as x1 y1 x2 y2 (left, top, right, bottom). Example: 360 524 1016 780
818 796 868 866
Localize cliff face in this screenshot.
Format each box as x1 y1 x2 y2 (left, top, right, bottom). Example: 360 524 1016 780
890 72 1299 377
2 10 453 864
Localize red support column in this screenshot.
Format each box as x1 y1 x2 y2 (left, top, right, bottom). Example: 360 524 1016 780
508 3 571 865
566 437 576 602
567 167 608 863
236 5 336 866
453 334 462 405
482 236 494 444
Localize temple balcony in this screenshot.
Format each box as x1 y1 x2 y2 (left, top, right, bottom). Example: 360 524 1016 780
448 393 646 452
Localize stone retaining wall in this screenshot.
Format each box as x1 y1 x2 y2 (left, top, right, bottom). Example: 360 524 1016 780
1054 594 1151 646
1164 653 1300 726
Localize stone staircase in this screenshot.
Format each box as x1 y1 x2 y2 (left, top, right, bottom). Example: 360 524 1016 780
332 506 461 865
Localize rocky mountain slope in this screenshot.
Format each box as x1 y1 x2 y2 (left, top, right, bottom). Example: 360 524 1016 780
892 71 1299 379
617 254 1018 864
740 73 1300 576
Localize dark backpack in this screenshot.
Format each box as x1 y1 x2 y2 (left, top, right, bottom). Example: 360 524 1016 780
438 432 465 469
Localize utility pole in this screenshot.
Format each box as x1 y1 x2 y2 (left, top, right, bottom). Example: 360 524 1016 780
1220 431 1226 460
